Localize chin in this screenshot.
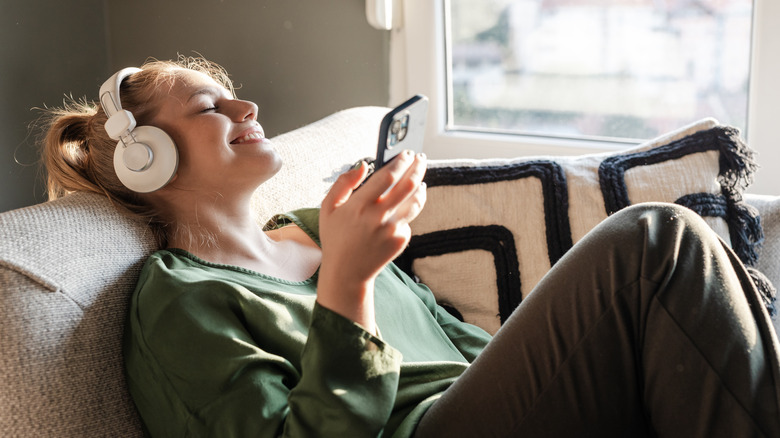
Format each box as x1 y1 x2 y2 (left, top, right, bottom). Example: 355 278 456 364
267 151 284 176
252 153 284 187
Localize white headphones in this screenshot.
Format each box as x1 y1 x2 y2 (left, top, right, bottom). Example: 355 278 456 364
99 67 178 193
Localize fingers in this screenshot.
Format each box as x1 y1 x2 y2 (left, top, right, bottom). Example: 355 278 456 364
358 150 418 201
322 150 426 227
390 179 427 225
321 161 369 213
379 152 427 211
359 151 428 232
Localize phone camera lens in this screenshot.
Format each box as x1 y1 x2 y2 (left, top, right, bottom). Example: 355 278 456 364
389 113 410 147
397 127 407 141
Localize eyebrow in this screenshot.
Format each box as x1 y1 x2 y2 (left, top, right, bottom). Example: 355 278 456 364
186 87 225 103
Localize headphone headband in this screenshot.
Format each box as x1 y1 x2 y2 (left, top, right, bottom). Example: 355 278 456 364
99 67 142 118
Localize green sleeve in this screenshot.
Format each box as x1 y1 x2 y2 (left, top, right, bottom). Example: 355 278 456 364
128 275 402 437
387 264 492 363
288 304 403 436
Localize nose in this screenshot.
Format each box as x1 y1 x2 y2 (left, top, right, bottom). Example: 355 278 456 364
231 99 258 122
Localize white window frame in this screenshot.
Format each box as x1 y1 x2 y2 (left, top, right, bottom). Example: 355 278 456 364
391 0 779 195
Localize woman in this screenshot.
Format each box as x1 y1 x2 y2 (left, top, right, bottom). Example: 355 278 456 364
42 56 780 437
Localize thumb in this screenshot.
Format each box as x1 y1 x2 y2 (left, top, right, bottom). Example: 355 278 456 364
322 161 369 212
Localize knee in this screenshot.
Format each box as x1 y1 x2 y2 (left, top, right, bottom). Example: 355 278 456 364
613 202 697 220
591 203 730 294
597 202 721 255
609 202 712 236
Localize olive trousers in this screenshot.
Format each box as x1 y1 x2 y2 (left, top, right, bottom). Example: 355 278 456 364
415 203 780 437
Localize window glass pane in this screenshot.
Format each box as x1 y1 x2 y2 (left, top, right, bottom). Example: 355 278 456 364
448 0 754 141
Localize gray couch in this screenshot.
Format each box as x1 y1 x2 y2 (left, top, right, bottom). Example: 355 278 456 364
1 106 778 436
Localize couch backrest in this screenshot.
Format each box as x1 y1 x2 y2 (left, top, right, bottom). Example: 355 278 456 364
250 106 386 223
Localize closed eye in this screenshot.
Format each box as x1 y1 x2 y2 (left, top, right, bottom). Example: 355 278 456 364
200 106 218 113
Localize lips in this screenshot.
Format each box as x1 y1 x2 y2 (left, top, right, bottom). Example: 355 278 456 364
231 125 266 144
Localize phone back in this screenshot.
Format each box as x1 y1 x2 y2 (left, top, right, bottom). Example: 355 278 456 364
376 95 428 166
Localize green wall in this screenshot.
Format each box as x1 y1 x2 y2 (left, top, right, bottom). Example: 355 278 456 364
0 0 110 212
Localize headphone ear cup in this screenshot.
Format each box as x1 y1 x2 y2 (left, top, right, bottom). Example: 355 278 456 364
113 126 178 193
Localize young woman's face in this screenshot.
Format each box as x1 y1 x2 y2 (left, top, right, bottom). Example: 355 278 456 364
150 69 282 195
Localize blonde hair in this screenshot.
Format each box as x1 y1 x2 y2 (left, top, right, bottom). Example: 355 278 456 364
40 55 235 246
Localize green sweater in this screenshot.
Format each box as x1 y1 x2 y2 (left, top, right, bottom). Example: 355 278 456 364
123 208 492 437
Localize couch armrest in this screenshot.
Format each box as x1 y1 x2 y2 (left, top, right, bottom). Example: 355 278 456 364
0 192 154 437
745 193 780 290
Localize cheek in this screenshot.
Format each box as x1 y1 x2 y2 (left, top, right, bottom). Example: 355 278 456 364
177 148 228 174
171 130 227 167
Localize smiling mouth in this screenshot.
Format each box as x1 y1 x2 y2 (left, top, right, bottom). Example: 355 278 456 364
231 131 265 144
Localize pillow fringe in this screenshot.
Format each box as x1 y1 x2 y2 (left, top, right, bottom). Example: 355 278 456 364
747 266 777 318
711 126 775 316
727 199 764 267
713 126 764 267
715 126 758 196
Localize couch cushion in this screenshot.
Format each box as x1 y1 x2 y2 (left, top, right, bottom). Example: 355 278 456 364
399 119 766 334
0 192 156 437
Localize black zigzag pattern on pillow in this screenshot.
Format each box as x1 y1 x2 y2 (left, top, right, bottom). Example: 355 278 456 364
675 192 728 217
395 225 520 324
598 126 762 266
422 160 572 266
397 160 572 322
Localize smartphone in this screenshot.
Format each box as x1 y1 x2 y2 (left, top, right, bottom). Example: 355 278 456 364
375 94 428 169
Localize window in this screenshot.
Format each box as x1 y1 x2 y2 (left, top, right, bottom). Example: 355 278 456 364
393 0 780 194
449 0 752 142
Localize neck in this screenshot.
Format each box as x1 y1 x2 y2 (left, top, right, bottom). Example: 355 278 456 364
147 186 322 282
157 189 265 254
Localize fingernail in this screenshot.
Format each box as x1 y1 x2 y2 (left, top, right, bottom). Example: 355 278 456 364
352 160 364 170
